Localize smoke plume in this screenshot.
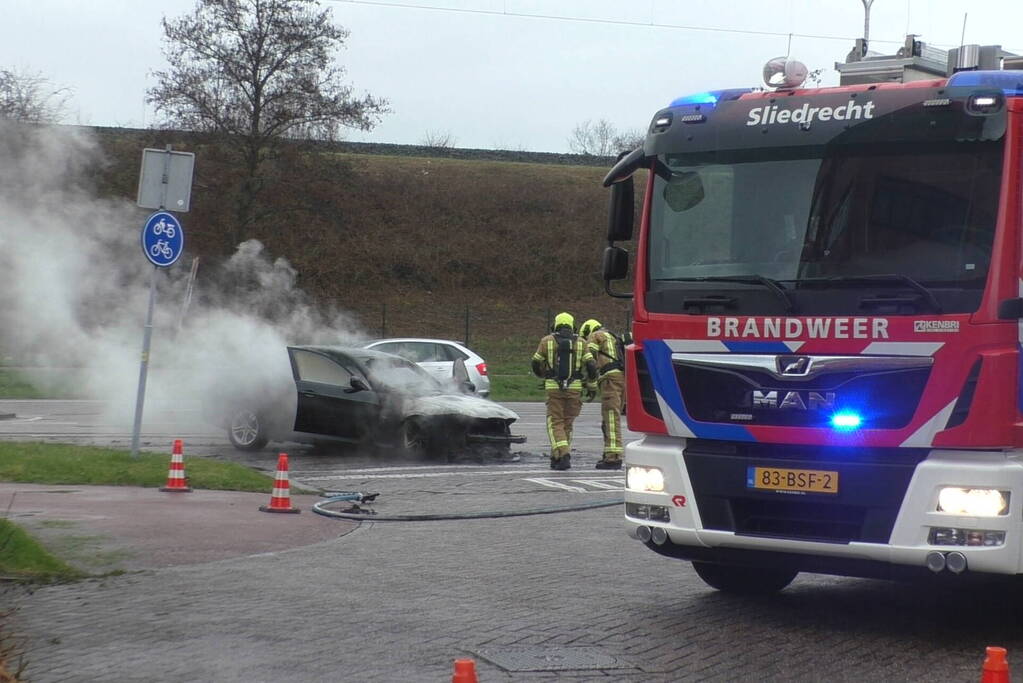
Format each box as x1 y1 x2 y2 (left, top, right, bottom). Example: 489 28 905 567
0 121 366 429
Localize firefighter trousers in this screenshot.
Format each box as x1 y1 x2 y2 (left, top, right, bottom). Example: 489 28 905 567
598 372 626 461
546 388 582 459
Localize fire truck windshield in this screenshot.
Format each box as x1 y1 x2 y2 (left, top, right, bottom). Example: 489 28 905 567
647 139 1004 315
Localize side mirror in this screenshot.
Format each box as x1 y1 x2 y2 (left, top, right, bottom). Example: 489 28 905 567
346 377 370 393
602 246 629 281
607 178 635 242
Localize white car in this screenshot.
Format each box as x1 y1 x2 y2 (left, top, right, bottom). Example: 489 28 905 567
362 338 491 397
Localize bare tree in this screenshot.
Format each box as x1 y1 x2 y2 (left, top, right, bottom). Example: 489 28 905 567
568 118 643 156
147 0 389 244
0 68 71 123
420 130 457 148
612 128 645 152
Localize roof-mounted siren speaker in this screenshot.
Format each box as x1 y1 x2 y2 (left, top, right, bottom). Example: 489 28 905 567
763 57 809 89
955 44 981 72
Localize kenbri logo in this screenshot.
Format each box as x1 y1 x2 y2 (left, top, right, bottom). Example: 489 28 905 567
746 101 877 127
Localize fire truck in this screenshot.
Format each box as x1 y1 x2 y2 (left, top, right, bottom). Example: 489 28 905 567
602 36 1023 592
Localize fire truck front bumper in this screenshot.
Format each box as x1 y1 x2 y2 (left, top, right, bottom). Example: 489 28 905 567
623 435 1023 578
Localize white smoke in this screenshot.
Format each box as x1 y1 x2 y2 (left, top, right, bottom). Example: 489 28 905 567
0 121 367 429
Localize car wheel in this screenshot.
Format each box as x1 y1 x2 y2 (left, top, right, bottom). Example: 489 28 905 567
227 409 269 451
400 418 432 457
691 561 797 595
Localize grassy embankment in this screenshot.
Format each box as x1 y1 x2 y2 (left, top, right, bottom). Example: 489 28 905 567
0 442 279 581
3 138 636 402
0 369 46 400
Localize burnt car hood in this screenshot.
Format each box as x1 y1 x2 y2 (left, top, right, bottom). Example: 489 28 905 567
403 394 518 421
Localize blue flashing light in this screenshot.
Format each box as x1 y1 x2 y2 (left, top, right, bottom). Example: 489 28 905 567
669 87 754 108
671 91 719 106
830 412 863 431
946 70 1023 97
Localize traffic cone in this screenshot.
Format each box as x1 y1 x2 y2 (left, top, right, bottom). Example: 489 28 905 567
981 646 1010 683
159 439 192 492
452 658 478 683
260 453 300 513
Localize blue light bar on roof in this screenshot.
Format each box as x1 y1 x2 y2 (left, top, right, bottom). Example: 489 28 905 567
669 88 754 108
946 70 1023 96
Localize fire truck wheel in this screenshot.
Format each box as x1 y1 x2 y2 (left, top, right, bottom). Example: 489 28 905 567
691 561 798 595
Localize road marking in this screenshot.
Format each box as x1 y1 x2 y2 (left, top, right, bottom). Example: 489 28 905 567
297 463 537 475
573 478 624 490
526 477 625 492
523 477 587 492
298 468 559 481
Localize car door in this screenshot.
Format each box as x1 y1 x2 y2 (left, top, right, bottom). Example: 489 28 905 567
288 348 378 441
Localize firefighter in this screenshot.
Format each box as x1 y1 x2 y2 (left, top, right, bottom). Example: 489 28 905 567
531 311 596 470
580 318 626 470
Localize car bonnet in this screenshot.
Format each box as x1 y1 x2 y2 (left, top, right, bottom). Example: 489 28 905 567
405 394 518 421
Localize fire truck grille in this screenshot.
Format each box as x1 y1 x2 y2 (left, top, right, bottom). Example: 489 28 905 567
673 362 930 429
683 440 928 544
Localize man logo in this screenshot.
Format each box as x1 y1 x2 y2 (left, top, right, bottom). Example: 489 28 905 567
777 355 811 376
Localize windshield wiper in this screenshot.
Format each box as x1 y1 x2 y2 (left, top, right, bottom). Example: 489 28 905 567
795 274 943 313
663 275 798 313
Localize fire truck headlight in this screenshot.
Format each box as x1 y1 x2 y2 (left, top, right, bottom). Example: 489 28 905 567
937 487 1009 517
627 466 665 493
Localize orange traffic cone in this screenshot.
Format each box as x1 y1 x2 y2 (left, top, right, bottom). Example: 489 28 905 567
981 646 1010 683
452 658 478 683
260 453 300 513
160 439 192 492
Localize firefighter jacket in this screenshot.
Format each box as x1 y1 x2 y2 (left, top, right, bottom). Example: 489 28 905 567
586 328 624 379
531 332 596 391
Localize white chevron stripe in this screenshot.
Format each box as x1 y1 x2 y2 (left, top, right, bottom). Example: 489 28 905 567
664 340 730 353
861 342 944 356
900 399 957 447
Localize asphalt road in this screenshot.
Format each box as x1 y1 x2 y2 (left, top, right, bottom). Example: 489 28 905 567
4 400 1023 681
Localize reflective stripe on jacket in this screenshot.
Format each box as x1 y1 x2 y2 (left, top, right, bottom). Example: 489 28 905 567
587 329 623 378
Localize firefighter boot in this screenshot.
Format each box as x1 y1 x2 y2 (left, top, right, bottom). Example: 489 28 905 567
595 458 622 470
552 454 572 471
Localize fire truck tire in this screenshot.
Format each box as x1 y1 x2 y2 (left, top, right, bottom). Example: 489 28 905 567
691 561 798 595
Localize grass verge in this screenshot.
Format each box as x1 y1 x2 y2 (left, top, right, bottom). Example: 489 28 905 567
0 442 276 491
0 519 82 582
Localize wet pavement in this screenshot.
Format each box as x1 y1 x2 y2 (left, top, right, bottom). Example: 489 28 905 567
4 401 1023 681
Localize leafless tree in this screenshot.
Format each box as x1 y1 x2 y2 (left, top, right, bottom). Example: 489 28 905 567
0 68 71 123
420 130 457 148
568 118 644 157
147 0 389 244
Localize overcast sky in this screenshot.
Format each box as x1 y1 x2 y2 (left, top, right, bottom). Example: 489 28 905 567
3 0 1023 153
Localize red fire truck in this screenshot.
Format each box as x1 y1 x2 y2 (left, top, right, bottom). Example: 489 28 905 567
603 36 1023 592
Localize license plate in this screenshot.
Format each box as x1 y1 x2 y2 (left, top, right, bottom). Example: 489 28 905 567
746 466 839 494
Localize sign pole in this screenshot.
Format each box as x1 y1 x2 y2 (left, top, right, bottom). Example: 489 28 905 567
130 265 159 457
132 144 194 458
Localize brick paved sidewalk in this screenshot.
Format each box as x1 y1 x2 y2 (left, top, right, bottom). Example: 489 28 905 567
0 483 354 572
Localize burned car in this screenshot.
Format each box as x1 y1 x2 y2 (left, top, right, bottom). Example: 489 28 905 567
219 346 524 456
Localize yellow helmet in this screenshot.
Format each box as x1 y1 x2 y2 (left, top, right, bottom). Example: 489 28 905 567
553 311 575 332
580 319 602 338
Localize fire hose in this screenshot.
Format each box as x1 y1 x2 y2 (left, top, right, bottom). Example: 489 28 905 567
312 490 623 522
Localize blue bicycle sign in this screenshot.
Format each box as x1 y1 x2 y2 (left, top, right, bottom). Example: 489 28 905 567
141 211 184 267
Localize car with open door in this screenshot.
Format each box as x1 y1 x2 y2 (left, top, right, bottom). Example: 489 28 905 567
219 346 522 457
